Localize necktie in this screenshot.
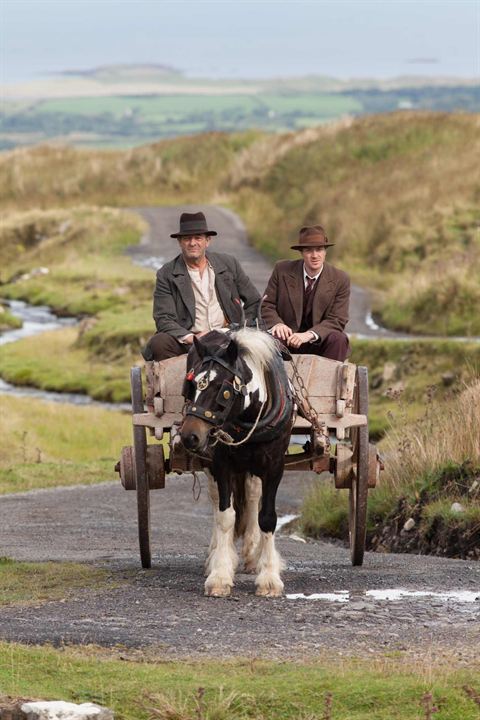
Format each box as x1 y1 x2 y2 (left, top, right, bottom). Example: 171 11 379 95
305 276 317 295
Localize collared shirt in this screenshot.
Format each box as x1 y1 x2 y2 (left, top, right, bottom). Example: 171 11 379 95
183 261 226 338
303 264 323 289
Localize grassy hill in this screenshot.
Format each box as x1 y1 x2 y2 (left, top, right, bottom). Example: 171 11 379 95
1 111 478 335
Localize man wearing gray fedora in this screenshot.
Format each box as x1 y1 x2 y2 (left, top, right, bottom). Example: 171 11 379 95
142 211 260 361
261 225 350 361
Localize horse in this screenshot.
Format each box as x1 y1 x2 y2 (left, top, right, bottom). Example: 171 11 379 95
180 328 294 598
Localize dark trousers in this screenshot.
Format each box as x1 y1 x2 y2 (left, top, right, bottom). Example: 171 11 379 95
142 333 189 361
291 330 350 362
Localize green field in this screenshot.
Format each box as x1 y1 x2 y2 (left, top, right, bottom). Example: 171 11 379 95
1 643 479 720
2 80 478 150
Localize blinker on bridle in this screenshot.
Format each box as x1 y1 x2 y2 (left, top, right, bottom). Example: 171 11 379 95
182 355 248 427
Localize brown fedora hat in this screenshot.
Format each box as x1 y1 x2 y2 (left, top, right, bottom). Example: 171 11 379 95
170 211 217 238
290 225 334 250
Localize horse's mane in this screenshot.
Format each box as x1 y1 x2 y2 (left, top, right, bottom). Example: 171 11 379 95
232 328 278 377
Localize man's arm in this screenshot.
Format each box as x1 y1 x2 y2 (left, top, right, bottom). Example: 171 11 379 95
311 273 350 339
153 269 193 339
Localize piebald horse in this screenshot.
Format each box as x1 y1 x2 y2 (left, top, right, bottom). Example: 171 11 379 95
180 328 294 597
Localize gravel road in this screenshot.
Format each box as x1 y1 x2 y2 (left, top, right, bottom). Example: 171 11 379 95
1 203 478 660
1 477 479 659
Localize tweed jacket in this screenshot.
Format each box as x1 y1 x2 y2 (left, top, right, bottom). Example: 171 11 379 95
153 251 260 339
261 260 350 339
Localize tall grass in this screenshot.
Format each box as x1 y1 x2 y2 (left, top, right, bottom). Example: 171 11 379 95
380 379 480 498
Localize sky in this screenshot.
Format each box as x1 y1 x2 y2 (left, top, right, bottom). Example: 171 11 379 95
1 0 479 83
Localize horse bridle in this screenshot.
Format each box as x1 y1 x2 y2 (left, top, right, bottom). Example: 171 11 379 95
182 349 294 445
182 355 249 428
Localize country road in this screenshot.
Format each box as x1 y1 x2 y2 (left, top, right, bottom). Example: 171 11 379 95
0 203 479 660
131 204 403 339
1 479 479 659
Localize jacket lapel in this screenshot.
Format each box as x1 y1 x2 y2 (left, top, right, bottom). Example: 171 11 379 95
285 261 303 328
172 256 195 324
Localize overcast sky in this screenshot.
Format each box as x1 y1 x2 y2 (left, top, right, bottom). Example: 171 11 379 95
1 0 479 82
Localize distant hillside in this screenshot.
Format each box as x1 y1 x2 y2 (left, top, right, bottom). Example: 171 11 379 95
1 65 478 150
1 112 479 334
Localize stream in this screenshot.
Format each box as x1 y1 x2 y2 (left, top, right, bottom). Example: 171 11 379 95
0 299 129 411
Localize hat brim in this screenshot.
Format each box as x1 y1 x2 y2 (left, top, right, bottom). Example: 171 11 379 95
291 242 335 250
171 230 217 238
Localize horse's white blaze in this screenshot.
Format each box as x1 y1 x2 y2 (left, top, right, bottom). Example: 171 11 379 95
205 478 238 597
242 474 262 571
194 368 218 402
255 531 285 597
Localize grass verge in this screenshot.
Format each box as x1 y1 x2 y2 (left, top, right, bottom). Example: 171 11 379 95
0 394 134 494
0 558 111 607
1 644 479 720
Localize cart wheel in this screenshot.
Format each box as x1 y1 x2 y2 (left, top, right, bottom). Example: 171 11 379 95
349 366 369 566
131 366 151 569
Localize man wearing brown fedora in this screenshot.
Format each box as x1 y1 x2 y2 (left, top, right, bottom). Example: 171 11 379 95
261 225 350 361
142 211 260 361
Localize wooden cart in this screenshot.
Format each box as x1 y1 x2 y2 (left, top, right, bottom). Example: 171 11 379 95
116 354 381 569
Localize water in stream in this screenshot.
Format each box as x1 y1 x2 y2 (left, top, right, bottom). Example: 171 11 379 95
0 299 129 411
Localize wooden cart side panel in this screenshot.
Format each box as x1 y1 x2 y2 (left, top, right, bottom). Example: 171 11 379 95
285 355 340 397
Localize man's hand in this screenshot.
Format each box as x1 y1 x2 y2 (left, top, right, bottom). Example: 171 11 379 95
287 331 315 348
182 331 208 345
271 323 293 341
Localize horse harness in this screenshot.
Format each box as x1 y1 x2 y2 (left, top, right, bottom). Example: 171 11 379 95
182 351 294 445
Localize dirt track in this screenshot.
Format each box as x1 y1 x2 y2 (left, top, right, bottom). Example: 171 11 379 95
0 204 479 660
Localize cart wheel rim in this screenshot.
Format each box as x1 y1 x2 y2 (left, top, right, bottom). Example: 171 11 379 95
349 366 369 566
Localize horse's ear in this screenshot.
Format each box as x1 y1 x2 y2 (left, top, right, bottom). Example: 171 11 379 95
193 335 205 359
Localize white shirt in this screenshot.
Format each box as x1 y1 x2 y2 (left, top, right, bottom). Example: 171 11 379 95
303 264 323 289
181 262 226 341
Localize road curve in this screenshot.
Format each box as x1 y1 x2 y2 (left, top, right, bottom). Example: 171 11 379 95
132 205 400 338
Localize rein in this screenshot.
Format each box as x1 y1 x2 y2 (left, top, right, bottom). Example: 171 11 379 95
210 398 267 447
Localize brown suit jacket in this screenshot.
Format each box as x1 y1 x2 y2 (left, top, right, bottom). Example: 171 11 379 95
261 260 350 339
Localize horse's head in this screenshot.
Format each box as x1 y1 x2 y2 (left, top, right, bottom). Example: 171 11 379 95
180 330 253 453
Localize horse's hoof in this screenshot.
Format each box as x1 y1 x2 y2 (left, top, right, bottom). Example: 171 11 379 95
255 585 284 598
205 586 232 598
